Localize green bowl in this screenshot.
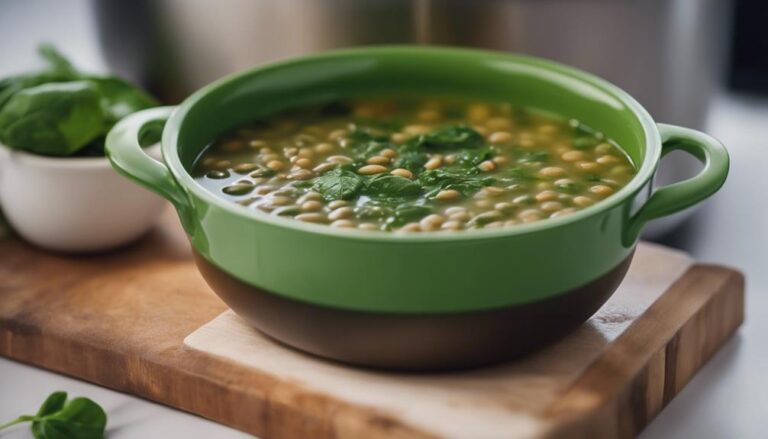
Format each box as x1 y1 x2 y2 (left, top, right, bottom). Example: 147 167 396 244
106 47 728 370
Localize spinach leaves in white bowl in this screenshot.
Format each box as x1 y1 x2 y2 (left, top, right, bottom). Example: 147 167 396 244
0 45 158 157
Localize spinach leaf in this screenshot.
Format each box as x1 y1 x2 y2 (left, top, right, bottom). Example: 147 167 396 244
386 203 433 228
0 45 80 111
32 397 106 439
0 44 158 157
347 125 391 143
312 167 364 200
516 151 549 164
512 106 532 127
411 125 484 150
393 149 429 172
36 392 68 417
364 174 422 198
0 71 78 110
350 118 403 138
346 140 391 161
38 44 79 77
0 81 106 156
494 166 540 186
502 166 539 180
419 168 494 197
554 180 582 194
88 77 158 123
0 391 107 439
419 168 470 187
452 145 496 168
573 136 599 150
571 122 600 149
355 197 432 228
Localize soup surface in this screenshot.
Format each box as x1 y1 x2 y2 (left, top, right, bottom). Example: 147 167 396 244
193 99 636 232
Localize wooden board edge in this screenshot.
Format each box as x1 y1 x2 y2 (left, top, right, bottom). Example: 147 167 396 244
0 263 745 439
542 264 745 438
0 323 437 439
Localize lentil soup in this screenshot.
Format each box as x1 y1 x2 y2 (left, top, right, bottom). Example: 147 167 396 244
192 99 636 232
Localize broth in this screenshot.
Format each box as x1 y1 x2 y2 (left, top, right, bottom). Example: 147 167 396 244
192 98 636 232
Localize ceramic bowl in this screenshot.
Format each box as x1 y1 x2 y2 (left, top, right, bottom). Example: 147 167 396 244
106 47 728 370
0 143 166 252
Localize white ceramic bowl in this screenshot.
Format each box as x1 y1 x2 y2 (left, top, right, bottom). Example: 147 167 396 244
0 143 167 252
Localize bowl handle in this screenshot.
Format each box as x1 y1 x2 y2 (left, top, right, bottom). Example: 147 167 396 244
105 106 195 234
624 123 729 245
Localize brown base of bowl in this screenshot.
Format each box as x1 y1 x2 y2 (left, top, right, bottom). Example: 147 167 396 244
194 252 633 371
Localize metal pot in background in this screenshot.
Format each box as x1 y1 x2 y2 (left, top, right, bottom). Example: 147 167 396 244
93 0 731 238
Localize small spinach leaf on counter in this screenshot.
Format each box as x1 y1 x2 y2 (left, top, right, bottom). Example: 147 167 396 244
0 81 106 156
411 125 484 150
364 174 422 198
312 167 364 200
0 391 107 439
32 396 107 439
35 392 68 417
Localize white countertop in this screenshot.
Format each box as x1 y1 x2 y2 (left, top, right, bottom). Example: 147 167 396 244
1 1 766 437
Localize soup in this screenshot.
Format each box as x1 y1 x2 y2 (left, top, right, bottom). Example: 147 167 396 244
193 98 636 232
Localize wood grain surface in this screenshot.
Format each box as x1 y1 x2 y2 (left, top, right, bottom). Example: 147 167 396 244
0 211 744 438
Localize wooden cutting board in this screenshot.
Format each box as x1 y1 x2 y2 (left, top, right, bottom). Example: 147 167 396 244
0 210 744 438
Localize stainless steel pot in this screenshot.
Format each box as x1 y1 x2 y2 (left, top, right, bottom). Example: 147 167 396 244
93 0 731 237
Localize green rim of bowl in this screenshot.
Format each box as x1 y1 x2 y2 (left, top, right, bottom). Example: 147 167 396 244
163 46 659 243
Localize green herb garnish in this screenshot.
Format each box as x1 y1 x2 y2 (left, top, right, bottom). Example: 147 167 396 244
312 167 364 200
364 174 422 198
419 168 495 197
571 122 601 150
452 145 496 168
0 391 107 439
386 203 433 228
411 124 484 150
347 125 392 143
392 149 429 172
516 150 550 164
554 180 583 194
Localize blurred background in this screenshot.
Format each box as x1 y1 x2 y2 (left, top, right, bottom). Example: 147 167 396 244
1 0 767 437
